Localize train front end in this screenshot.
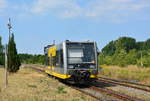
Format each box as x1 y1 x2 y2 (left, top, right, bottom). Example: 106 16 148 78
64 41 98 84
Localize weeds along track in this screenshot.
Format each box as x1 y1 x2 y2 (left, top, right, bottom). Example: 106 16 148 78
26 65 147 101
98 77 150 92
26 65 102 101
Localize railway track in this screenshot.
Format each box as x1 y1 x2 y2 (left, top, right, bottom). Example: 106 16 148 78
71 86 103 101
98 77 150 92
90 86 145 101
25 65 147 101
99 77 150 88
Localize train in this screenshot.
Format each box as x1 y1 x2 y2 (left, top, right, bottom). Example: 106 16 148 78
44 40 99 84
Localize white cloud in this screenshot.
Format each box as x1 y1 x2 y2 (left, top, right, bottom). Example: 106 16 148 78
0 0 6 8
85 0 150 20
31 0 82 17
11 0 150 22
0 0 7 16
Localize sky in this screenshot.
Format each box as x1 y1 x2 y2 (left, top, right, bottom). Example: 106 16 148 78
0 0 150 54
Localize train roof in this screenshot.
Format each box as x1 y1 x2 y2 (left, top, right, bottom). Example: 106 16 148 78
65 40 95 43
44 40 95 48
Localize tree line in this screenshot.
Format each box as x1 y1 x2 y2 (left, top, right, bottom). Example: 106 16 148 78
99 37 150 67
19 54 44 64
1 35 150 69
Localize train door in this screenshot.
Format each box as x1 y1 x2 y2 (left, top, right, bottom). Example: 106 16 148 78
48 46 57 71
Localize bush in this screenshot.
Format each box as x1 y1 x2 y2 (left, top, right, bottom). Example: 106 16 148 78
99 37 150 67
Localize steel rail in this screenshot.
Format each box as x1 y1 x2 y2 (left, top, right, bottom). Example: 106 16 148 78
97 78 150 92
99 77 150 88
90 86 145 101
71 87 102 101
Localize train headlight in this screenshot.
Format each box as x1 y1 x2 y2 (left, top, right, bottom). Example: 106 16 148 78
68 65 74 69
90 65 95 69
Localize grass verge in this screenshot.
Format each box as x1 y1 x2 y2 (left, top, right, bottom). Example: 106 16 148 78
0 67 98 101
99 65 150 84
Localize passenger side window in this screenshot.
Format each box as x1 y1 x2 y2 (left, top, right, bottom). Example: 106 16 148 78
60 49 64 67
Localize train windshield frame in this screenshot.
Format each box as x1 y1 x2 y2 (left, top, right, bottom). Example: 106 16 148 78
67 43 96 65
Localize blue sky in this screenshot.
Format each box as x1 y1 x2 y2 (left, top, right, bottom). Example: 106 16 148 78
0 0 150 54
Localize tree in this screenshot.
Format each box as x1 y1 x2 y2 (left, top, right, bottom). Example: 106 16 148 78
144 39 150 50
136 42 145 50
7 34 21 72
0 36 4 65
137 50 150 67
125 49 137 65
102 41 116 56
113 49 127 66
115 37 136 52
98 52 105 65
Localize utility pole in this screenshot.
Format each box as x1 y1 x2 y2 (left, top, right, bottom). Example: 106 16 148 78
4 44 8 88
4 18 12 88
141 51 143 67
7 18 12 41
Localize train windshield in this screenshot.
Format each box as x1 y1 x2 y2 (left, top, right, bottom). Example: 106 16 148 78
67 43 95 64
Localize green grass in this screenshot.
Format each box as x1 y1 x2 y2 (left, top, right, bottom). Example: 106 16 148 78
0 67 98 101
57 86 67 94
72 99 80 101
99 65 150 84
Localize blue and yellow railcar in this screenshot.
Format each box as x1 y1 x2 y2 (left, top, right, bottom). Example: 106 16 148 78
44 40 98 84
